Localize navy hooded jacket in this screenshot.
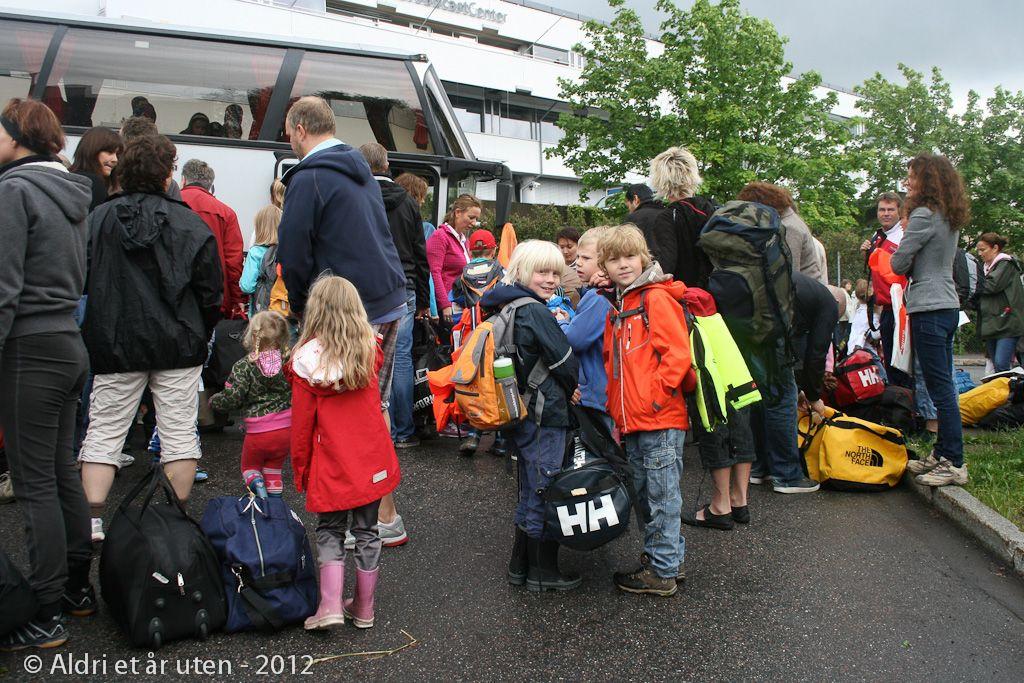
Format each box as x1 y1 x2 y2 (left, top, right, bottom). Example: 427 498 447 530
278 143 407 319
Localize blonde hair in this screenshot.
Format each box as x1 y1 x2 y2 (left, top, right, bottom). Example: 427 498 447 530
597 224 653 270
577 225 610 250
854 278 869 303
253 205 282 246
244 311 291 356
501 240 564 287
286 96 335 137
270 179 285 209
649 146 702 200
445 193 482 226
296 276 377 389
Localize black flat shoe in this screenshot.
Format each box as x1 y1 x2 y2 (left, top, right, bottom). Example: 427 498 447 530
681 504 734 530
731 505 750 524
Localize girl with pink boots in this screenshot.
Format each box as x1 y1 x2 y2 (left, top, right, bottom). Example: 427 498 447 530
287 276 401 631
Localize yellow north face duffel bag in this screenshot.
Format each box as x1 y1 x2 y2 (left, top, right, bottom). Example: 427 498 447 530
798 409 909 491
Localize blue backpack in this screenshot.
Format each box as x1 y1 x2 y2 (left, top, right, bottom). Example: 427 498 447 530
200 496 318 632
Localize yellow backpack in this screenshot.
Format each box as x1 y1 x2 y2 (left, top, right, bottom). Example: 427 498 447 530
449 297 548 430
798 408 908 491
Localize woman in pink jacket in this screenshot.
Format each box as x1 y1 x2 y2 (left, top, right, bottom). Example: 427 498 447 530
426 194 481 322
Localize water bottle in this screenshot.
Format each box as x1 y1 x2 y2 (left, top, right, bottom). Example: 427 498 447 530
248 476 268 500
493 357 522 422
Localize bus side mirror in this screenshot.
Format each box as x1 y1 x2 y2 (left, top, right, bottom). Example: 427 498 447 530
495 180 513 226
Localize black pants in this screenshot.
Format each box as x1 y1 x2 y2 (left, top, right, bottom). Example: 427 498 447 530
0 332 92 608
879 308 911 388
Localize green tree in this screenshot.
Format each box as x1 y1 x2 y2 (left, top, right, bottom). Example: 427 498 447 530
550 0 859 231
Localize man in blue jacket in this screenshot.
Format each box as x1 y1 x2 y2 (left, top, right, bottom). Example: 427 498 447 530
278 96 410 547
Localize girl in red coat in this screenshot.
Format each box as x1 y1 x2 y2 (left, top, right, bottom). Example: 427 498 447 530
288 276 401 631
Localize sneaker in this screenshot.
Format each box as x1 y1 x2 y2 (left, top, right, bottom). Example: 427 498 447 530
116 450 135 469
915 459 968 487
906 451 940 475
613 566 677 596
194 467 209 483
0 617 67 651
748 470 768 485
459 435 480 456
62 585 97 618
0 472 15 504
378 514 408 547
438 423 464 439
394 436 420 449
90 517 104 543
772 477 820 494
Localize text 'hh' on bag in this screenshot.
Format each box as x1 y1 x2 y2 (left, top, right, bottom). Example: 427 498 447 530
543 407 637 551
798 409 908 491
100 465 227 649
201 495 318 633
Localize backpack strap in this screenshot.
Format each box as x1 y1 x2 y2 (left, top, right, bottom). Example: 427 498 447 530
230 564 287 632
496 297 555 424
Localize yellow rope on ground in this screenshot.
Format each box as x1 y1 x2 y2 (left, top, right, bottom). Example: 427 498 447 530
310 630 419 664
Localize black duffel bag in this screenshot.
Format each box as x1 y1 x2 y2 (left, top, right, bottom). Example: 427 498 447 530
542 407 639 551
101 465 227 649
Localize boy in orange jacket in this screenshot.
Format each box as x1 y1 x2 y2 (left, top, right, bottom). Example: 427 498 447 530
599 225 695 596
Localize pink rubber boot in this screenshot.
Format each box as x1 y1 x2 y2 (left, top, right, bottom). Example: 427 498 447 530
342 567 379 628
304 561 344 630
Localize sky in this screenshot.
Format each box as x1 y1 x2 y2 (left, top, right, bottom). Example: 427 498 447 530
540 0 1024 108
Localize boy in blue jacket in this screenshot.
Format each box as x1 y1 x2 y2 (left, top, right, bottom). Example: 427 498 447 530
559 227 612 431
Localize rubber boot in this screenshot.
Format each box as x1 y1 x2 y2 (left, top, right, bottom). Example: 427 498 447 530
304 561 344 630
507 526 528 586
342 567 379 628
526 538 581 592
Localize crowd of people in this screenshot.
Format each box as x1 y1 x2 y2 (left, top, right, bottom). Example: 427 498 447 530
0 91 1021 649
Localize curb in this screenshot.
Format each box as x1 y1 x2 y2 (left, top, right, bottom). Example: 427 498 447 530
903 471 1024 578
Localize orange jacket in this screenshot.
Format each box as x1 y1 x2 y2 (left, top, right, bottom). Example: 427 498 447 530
603 267 696 434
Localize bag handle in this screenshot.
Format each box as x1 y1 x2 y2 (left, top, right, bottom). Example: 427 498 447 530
121 463 189 518
231 564 286 632
569 405 649 524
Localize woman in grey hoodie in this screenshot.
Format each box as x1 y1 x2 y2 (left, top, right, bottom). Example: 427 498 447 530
0 98 94 650
891 153 972 488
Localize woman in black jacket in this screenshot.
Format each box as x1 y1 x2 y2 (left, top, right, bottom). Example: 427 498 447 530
78 134 222 540
0 98 94 650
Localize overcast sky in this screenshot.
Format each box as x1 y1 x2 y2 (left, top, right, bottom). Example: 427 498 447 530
544 0 1024 107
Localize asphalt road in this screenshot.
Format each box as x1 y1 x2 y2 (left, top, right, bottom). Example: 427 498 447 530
1 425 1022 682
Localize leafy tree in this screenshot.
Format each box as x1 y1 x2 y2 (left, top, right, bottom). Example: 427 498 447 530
550 0 859 231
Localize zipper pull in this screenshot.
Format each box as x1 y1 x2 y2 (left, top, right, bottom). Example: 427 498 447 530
177 573 185 596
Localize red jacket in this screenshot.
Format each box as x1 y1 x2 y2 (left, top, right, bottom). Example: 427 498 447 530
181 185 244 317
603 267 696 435
286 349 401 513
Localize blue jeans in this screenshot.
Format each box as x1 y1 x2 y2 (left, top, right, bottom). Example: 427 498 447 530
913 356 937 421
911 310 963 466
987 337 1020 372
510 421 566 539
755 367 803 484
389 292 417 440
622 429 684 579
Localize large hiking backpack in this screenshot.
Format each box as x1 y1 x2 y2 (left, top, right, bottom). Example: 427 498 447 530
952 248 984 310
449 297 549 430
200 496 318 633
543 407 638 551
100 465 227 649
698 201 795 346
252 245 290 317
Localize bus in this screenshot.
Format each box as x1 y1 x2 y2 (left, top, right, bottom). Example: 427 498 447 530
0 10 513 243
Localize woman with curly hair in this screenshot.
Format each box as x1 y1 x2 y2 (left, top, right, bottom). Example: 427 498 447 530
892 153 971 487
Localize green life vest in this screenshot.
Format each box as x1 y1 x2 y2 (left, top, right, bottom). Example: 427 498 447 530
689 312 761 431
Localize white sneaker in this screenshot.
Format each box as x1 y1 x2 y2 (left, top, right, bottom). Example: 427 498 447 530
91 517 105 543
915 459 968 487
116 451 135 469
906 452 940 475
0 472 14 504
378 514 408 547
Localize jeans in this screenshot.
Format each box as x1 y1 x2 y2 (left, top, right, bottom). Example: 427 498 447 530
622 429 685 579
880 307 912 387
510 421 566 539
754 367 803 484
987 337 1020 372
911 309 963 466
0 332 92 606
389 292 417 440
913 356 937 421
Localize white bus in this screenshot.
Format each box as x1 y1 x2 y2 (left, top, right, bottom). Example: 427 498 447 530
0 10 513 243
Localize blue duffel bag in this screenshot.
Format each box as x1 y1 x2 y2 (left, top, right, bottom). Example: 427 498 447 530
200 495 318 632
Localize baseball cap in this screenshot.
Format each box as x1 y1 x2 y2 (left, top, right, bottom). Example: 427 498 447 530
468 229 497 250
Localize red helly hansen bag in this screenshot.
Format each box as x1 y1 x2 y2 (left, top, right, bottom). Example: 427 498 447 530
832 349 885 407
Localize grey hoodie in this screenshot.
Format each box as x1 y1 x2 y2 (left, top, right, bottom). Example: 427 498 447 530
0 161 92 351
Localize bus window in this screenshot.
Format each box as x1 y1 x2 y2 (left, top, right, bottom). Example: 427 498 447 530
0 20 55 105
280 52 432 154
46 28 284 138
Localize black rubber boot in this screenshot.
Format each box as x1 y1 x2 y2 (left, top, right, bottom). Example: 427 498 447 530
526 539 581 592
507 527 528 586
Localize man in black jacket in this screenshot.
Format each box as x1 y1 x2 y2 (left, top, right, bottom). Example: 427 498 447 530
359 142 430 449
622 183 663 245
